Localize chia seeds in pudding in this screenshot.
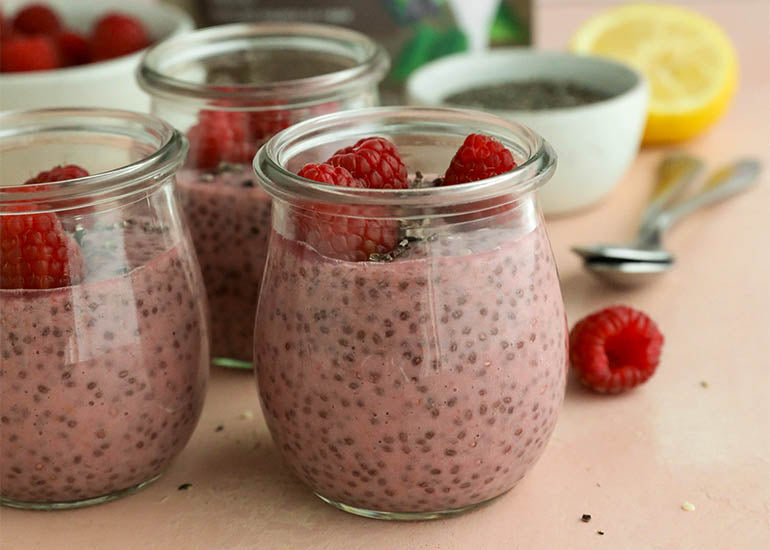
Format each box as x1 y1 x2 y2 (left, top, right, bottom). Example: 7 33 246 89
177 163 272 362
0 217 209 505
446 80 611 110
255 208 568 514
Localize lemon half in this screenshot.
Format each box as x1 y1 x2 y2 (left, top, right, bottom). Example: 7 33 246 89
571 3 738 144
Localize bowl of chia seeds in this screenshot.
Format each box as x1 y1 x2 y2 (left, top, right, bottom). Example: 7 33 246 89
406 49 648 215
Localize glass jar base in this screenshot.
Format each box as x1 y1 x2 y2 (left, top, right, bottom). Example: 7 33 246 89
0 474 161 511
314 490 507 521
212 357 252 370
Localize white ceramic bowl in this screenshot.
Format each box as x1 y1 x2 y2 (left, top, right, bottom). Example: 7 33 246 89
0 0 194 113
406 49 648 215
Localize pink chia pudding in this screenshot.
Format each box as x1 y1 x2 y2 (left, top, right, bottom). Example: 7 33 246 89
0 218 209 506
255 223 567 514
177 164 271 362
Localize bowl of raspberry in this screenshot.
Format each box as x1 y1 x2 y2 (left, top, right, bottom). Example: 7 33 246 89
252 106 568 520
0 0 193 112
0 108 209 509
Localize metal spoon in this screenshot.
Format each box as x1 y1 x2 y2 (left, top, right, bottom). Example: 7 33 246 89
582 258 673 286
572 154 704 262
581 158 761 286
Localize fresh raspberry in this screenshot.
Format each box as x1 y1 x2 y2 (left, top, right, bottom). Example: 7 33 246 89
569 305 664 393
25 164 89 184
90 12 150 61
248 105 291 142
440 134 519 222
0 35 60 72
55 30 90 66
443 133 516 186
298 163 363 187
0 211 85 289
1 10 12 41
186 110 256 170
295 163 400 262
24 164 92 232
328 137 408 189
12 4 61 35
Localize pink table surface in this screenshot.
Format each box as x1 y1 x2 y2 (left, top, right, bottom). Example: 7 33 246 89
2 1 769 548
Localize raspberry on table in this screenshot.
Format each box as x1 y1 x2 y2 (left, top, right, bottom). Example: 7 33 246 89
569 305 664 393
0 212 84 289
328 137 408 189
12 4 61 35
443 133 517 185
295 162 400 262
1 35 60 72
90 12 150 61
25 164 89 184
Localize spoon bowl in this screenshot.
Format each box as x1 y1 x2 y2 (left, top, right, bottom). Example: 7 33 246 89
584 257 674 286
571 244 673 263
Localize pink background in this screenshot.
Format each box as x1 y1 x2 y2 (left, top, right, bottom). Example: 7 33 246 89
1 1 769 548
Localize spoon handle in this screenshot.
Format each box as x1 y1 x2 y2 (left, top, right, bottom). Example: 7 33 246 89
637 154 704 239
655 159 761 231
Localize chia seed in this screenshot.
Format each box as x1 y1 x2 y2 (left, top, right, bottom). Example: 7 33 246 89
446 80 611 111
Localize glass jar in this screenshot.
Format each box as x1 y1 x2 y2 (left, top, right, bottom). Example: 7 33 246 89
138 23 390 368
0 109 209 510
253 107 568 520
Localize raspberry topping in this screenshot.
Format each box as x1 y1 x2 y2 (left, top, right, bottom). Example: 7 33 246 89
1 164 89 289
55 30 90 66
12 4 61 35
328 137 408 189
186 111 257 170
298 164 363 188
296 161 400 262
0 212 84 289
0 35 60 72
90 12 150 61
443 133 516 185
248 106 291 142
25 164 89 185
569 305 664 393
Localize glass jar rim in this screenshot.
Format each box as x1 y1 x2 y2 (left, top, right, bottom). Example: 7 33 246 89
254 106 557 208
0 108 187 214
137 23 390 108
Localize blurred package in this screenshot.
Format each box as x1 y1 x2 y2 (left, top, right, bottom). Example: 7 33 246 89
195 0 531 102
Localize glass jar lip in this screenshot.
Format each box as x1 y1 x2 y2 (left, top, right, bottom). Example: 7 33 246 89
254 106 557 208
0 108 187 214
137 23 390 108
